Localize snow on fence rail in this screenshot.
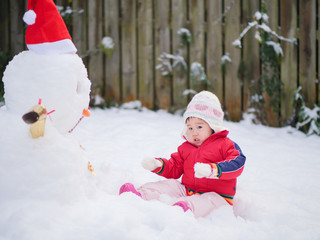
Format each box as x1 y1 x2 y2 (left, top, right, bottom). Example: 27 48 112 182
0 0 319 127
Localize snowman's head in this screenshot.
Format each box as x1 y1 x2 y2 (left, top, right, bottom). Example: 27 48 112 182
3 51 91 134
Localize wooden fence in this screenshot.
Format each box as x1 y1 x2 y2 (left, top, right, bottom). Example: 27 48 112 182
0 0 319 127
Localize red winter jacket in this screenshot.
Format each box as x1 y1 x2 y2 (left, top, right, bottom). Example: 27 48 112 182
153 130 246 204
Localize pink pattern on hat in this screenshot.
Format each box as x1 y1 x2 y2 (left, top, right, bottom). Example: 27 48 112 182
187 102 223 121
213 109 223 118
195 104 208 111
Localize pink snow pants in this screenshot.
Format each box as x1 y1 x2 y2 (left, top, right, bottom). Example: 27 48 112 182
137 179 228 218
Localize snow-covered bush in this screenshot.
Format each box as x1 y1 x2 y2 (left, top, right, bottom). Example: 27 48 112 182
293 87 320 136
156 28 209 96
177 28 192 46
221 53 232 65
101 36 115 56
0 50 10 103
190 62 208 86
182 89 197 97
57 5 74 25
221 53 232 77
156 52 187 77
57 5 84 34
233 0 296 124
297 105 320 136
232 10 296 50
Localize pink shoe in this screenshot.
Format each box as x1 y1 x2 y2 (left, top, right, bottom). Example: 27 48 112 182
173 201 190 212
119 183 142 197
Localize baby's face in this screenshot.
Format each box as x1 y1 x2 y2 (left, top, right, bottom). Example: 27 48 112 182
186 117 212 146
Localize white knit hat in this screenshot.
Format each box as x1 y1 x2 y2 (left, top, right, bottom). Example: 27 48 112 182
182 91 227 135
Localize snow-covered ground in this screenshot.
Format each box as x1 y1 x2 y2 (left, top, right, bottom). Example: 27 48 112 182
0 104 320 240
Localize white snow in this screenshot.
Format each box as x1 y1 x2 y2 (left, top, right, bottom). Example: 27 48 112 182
266 41 284 56
297 105 320 136
156 52 188 76
190 62 207 82
259 23 271 33
0 105 320 240
254 11 262 21
57 6 73 17
232 39 242 48
177 28 191 39
253 11 269 23
101 37 114 50
1 46 320 239
255 30 262 42
183 89 197 97
232 21 258 48
233 11 296 50
221 53 232 64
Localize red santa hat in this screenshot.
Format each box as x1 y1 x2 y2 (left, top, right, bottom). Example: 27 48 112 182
23 0 77 54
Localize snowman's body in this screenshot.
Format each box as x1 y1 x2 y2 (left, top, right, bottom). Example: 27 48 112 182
3 51 91 134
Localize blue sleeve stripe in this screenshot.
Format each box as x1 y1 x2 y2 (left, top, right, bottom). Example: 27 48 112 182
218 141 246 173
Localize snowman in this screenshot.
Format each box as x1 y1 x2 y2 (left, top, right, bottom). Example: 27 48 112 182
0 0 96 208
2 0 91 136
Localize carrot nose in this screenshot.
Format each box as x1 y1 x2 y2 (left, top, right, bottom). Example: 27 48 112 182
82 108 90 117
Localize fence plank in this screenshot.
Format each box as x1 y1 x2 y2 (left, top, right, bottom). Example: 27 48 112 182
318 0 320 105
280 0 298 125
10 0 25 55
88 0 103 103
189 0 205 92
242 0 260 112
0 0 10 53
171 0 188 110
104 0 121 104
299 0 316 108
55 0 65 6
137 0 154 109
121 0 137 102
72 0 87 56
154 0 171 110
224 0 242 121
206 0 223 102
263 0 280 126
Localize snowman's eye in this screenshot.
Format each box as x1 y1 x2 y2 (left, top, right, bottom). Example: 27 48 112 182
22 111 39 124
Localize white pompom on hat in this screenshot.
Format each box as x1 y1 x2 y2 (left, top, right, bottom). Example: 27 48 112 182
23 0 77 55
23 9 36 25
182 91 227 135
